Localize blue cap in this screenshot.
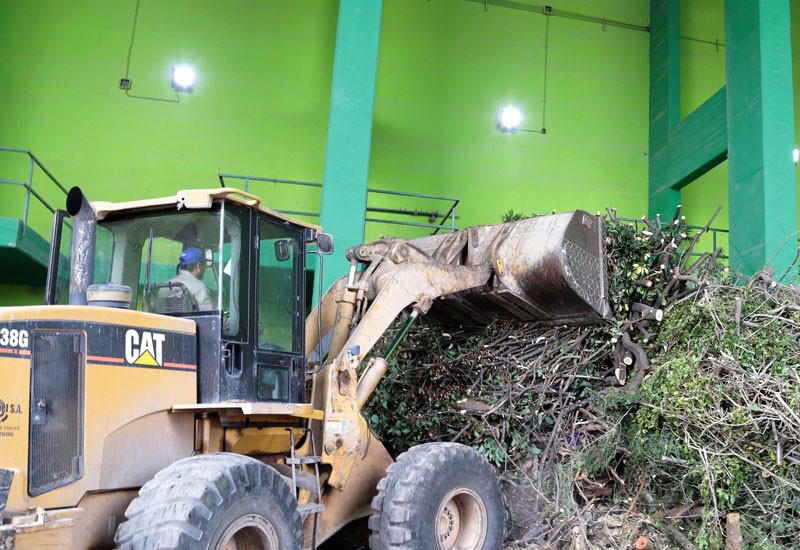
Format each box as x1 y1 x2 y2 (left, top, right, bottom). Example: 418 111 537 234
179 247 204 266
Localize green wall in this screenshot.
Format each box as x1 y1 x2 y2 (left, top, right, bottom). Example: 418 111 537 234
794 2 800 228
0 0 776 306
677 0 729 253
0 1 651 226
674 0 800 263
372 0 649 236
0 0 338 240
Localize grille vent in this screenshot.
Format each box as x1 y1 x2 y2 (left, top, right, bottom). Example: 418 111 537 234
28 331 84 496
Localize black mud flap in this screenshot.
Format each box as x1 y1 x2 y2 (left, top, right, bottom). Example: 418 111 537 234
0 468 12 519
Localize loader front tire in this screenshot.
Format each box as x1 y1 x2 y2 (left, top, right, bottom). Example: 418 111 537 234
114 453 303 550
368 442 505 549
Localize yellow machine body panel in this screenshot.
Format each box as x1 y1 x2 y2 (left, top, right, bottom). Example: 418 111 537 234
0 306 196 516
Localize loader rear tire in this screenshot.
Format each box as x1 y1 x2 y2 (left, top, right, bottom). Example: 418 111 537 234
114 453 303 550
368 442 505 549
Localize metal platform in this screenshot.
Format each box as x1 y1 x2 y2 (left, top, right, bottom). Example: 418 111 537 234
0 217 50 286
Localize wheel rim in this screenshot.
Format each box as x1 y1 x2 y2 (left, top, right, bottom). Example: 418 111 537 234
436 487 488 550
216 514 280 550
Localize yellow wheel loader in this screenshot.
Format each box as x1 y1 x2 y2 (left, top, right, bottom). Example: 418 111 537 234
0 187 609 549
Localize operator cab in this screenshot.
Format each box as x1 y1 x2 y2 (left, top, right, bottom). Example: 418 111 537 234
45 192 322 405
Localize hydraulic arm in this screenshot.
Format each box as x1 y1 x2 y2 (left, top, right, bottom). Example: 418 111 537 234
306 210 611 490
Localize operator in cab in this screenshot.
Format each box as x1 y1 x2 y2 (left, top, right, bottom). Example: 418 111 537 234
162 247 214 311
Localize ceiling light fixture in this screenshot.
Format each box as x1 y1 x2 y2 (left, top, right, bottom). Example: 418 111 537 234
171 64 196 92
497 106 546 134
497 106 523 132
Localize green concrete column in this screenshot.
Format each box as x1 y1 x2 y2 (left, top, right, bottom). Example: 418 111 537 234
319 0 383 293
648 0 681 218
648 0 727 221
725 0 797 278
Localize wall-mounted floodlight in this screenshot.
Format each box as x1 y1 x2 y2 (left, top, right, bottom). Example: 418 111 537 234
497 105 546 134
497 106 523 132
793 147 799 165
171 64 196 92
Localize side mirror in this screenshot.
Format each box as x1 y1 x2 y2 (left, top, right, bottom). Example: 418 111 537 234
274 240 291 262
316 233 334 255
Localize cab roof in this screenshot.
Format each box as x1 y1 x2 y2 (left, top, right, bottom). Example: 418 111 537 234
90 188 322 232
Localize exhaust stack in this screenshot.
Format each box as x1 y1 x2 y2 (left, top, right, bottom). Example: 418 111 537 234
66 187 96 306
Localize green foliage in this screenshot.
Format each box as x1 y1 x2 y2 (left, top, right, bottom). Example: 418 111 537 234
593 282 800 546
364 323 550 466
501 209 529 223
604 218 659 312
363 209 800 546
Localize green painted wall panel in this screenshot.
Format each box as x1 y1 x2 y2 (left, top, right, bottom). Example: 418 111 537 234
1 1 654 240
651 0 799 277
726 0 797 277
649 0 730 222
679 0 725 118
649 0 727 232
793 1 800 226
0 0 754 304
0 0 339 238
667 86 727 189
372 1 650 230
681 160 729 255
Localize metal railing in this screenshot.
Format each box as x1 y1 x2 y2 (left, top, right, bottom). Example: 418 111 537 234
218 173 460 234
0 147 69 237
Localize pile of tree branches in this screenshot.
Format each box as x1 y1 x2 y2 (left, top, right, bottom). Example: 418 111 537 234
365 207 800 549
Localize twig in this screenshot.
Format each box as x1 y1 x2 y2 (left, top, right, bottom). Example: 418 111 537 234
626 477 648 516
725 513 743 550
654 519 698 550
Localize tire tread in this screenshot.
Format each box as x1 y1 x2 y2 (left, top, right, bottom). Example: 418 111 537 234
114 453 303 550
369 442 506 549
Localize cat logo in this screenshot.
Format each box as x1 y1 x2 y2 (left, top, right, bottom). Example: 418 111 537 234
125 329 166 367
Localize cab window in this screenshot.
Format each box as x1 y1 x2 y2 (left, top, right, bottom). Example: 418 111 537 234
257 218 303 353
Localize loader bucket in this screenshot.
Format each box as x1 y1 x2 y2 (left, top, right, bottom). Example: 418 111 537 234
430 211 611 326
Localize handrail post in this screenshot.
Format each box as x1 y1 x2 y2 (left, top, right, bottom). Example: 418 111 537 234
22 156 35 238
0 147 69 240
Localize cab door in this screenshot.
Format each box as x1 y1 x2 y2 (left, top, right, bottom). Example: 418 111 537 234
254 216 306 403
